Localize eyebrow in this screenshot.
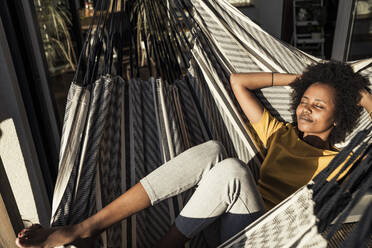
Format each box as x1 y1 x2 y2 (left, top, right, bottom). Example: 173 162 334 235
302 96 326 103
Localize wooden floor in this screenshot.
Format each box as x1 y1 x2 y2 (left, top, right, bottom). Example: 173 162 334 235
0 195 17 248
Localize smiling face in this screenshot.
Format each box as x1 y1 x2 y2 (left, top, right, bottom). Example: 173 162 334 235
296 82 337 142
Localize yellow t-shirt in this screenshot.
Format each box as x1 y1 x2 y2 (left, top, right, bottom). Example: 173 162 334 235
251 109 340 210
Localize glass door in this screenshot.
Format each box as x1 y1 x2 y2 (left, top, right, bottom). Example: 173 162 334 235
332 0 372 61
347 0 372 60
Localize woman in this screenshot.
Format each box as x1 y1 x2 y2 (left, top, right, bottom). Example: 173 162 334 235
16 62 371 248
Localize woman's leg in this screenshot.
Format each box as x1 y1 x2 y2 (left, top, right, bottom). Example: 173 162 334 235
16 140 226 248
159 158 265 247
140 140 226 205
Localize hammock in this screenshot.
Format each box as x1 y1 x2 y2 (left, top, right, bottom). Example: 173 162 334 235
50 0 372 247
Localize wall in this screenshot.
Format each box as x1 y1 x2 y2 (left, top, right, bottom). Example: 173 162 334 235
238 0 284 39
258 0 284 39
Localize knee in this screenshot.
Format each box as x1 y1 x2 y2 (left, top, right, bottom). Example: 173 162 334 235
204 140 226 158
213 158 250 180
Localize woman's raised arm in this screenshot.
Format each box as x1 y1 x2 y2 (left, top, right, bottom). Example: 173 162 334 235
230 72 299 124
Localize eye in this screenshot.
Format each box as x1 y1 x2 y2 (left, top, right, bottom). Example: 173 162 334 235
314 105 324 109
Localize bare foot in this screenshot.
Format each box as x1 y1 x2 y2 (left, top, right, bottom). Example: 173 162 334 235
15 224 77 248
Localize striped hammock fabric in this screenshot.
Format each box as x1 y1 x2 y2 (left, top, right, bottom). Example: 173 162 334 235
51 76 125 248
50 0 372 247
51 76 213 247
218 184 328 248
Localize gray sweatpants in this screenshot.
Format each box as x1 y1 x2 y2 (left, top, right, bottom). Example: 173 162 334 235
140 140 265 246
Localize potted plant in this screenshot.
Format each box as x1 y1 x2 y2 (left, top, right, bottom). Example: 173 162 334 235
34 0 77 75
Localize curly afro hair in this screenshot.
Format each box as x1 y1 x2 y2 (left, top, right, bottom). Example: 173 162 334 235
290 61 370 145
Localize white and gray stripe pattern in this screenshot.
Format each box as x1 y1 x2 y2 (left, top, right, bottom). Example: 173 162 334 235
51 76 115 227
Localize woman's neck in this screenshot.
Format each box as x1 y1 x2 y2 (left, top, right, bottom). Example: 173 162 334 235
300 132 332 150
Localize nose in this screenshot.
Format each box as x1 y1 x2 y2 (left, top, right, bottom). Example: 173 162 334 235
303 104 312 114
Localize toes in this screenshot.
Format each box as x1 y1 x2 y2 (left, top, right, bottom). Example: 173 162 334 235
15 236 30 248
18 229 26 237
22 230 32 239
15 225 48 248
16 230 36 247
17 224 42 238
